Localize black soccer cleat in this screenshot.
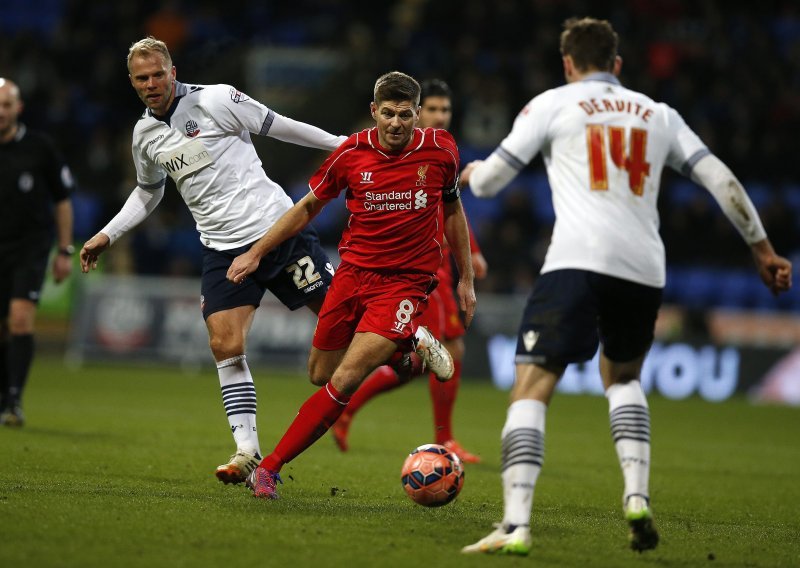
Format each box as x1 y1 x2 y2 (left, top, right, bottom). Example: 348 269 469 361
625 495 659 552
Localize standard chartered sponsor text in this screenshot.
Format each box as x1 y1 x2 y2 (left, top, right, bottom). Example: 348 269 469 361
364 189 412 211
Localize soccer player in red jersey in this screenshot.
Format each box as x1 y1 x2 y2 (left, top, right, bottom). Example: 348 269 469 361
330 79 489 463
226 71 476 499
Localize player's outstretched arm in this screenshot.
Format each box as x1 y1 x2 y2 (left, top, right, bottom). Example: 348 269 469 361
751 239 792 295
266 114 347 152
79 185 164 273
462 153 519 198
690 154 792 294
80 233 110 273
227 191 328 284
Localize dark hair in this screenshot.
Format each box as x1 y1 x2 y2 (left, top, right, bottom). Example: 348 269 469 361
559 17 618 73
373 71 421 106
420 79 452 103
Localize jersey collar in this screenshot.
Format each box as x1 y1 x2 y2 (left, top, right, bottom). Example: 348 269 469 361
581 72 621 85
368 127 423 158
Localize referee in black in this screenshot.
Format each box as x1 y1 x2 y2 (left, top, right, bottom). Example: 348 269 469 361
0 78 75 427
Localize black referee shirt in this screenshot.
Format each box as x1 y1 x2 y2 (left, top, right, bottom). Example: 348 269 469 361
0 124 73 245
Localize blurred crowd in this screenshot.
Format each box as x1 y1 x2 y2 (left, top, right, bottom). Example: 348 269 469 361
1 0 799 308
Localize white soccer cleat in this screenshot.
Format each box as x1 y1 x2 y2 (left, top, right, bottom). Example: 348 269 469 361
215 450 261 485
462 523 532 555
414 326 454 381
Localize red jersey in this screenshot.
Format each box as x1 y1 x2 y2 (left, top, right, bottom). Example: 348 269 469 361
309 127 460 274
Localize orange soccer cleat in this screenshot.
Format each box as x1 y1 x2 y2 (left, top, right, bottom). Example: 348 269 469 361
442 439 482 464
331 413 351 452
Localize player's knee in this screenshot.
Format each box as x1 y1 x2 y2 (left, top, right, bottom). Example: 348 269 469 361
308 349 344 386
330 370 362 396
511 362 562 403
208 334 244 361
309 372 328 387
307 359 330 386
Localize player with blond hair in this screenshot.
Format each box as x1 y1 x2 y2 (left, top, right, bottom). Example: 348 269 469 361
81 36 345 484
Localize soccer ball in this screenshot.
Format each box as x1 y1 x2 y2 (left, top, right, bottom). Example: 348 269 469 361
401 443 464 507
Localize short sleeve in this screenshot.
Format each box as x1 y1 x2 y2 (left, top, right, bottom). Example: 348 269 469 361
309 136 355 200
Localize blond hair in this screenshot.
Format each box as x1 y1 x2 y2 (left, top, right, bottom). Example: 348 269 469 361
127 37 172 72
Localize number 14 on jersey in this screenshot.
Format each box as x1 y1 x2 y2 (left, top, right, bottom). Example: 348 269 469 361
586 125 651 196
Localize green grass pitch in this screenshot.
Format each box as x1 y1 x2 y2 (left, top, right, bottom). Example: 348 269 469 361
1 357 798 567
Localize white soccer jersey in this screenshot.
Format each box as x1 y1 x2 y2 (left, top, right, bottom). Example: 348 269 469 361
131 82 339 250
497 72 709 287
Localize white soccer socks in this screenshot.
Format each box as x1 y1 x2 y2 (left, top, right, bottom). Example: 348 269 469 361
606 381 651 505
500 399 547 527
216 355 261 456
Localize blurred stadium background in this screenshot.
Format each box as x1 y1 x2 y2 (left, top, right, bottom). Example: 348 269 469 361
2 0 800 404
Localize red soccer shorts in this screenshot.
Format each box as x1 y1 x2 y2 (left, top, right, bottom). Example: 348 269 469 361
312 262 437 351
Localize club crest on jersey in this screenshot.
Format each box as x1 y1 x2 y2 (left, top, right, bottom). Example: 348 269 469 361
360 172 374 184
522 330 539 352
229 87 249 103
416 164 429 186
185 120 200 137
